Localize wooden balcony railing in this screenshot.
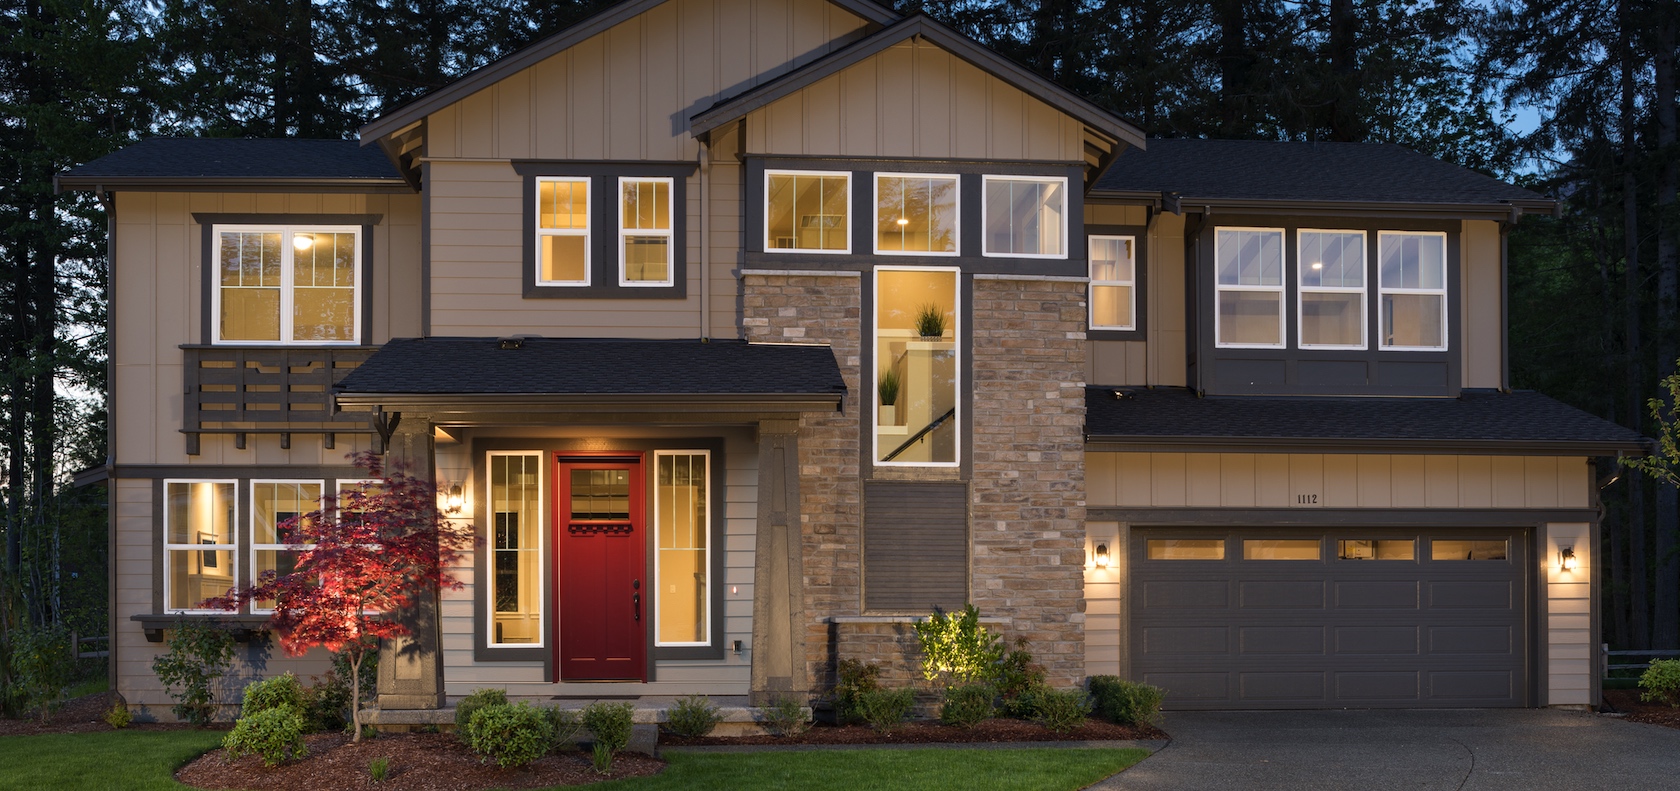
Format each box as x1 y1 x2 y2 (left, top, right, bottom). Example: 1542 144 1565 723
180 345 378 455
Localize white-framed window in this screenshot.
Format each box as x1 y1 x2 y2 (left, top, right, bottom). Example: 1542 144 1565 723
212 225 361 344
1089 235 1137 330
765 170 850 253
1379 231 1448 350
874 172 959 255
982 175 1066 258
249 480 323 614
1214 227 1286 348
873 265 961 467
488 451 544 647
163 480 237 613
536 177 590 285
1297 229 1367 349
654 450 711 647
620 177 673 286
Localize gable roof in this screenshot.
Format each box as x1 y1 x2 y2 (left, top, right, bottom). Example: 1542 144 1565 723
1091 138 1551 215
56 138 408 193
358 0 900 143
688 13 1145 151
1085 386 1647 456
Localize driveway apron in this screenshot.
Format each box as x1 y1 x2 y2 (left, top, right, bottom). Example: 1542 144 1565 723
1093 709 1680 791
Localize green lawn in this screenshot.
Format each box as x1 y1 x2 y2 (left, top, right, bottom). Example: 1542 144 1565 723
0 730 223 791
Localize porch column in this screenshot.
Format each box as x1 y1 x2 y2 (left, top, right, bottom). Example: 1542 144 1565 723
376 413 447 710
750 419 808 703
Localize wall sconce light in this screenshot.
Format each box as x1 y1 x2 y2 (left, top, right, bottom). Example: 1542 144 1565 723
445 484 464 515
1095 543 1110 569
1559 545 1577 573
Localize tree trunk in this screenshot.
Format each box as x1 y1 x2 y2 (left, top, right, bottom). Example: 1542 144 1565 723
1327 0 1360 141
1214 0 1250 136
350 649 363 743
1651 0 1680 650
1622 0 1652 649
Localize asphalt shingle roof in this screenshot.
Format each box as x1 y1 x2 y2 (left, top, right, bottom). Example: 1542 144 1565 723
1093 138 1546 206
1086 387 1647 454
335 337 847 397
59 138 401 182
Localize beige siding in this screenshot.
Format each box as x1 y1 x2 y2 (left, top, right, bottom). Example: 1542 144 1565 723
1083 521 1125 678
427 0 871 162
1545 521 1593 706
1085 204 1184 387
111 191 419 466
1088 452 1591 510
744 39 1084 160
1462 220 1503 388
1085 203 1146 227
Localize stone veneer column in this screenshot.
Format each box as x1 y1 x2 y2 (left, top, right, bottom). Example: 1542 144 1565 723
376 414 447 709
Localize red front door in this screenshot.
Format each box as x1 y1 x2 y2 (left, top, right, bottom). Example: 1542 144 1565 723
555 456 647 681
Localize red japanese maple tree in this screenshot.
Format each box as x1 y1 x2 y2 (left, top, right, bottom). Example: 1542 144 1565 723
206 451 472 741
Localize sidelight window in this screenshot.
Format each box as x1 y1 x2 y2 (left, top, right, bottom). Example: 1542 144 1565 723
214 226 359 344
163 480 237 612
655 451 710 646
874 266 960 467
489 452 544 646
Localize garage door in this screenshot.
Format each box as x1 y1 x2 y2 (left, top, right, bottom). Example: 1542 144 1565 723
1130 527 1529 709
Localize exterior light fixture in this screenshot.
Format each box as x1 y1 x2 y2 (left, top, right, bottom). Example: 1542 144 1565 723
292 233 314 252
445 484 464 514
1095 542 1110 569
1559 545 1577 573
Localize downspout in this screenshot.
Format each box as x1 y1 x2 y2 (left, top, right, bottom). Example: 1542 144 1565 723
699 139 711 342
1500 219 1511 392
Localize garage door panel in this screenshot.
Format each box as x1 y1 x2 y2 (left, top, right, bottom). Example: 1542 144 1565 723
1238 672 1325 701
1239 626 1324 655
1334 626 1419 655
1142 626 1229 655
1144 672 1229 700
1239 580 1324 608
1428 670 1515 700
1334 580 1419 608
1334 671 1420 700
1428 625 1512 654
1428 580 1513 609
1143 580 1228 608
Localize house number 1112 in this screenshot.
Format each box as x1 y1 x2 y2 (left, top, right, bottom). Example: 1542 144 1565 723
1296 494 1319 505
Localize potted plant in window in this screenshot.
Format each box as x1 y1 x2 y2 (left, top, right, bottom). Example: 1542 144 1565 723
878 367 900 426
915 303 946 340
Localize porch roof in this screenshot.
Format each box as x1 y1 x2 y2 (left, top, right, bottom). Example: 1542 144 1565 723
1084 386 1649 456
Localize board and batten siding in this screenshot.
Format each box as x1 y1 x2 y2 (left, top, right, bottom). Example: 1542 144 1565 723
1461 219 1504 389
110 190 420 467
742 38 1083 160
1085 205 1186 388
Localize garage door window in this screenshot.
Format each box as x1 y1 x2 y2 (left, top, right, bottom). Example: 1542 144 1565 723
1242 539 1321 560
1146 539 1224 560
1338 539 1415 560
1432 539 1507 560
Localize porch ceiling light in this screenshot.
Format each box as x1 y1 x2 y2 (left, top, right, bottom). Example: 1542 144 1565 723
1559 545 1577 573
1095 542 1110 569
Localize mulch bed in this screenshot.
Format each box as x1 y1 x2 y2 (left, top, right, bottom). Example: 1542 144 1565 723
175 732 664 791
1603 689 1680 730
662 717 1168 746
0 692 198 737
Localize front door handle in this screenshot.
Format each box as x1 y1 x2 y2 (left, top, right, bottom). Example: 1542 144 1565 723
633 592 641 621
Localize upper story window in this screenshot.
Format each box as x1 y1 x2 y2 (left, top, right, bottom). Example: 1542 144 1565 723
1379 231 1448 350
1089 236 1137 331
874 266 960 467
1298 230 1367 349
214 225 360 344
1214 227 1285 348
536 177 590 285
875 173 959 255
164 480 236 613
766 170 849 253
983 175 1066 258
620 177 673 286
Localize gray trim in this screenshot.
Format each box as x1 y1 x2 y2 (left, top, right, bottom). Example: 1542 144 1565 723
117 465 364 480
1085 223 1147 341
152 479 165 614
421 161 431 337
1088 507 1600 526
190 213 384 225
689 14 1143 149
515 163 693 300
1084 194 1556 222
57 176 411 194
1082 437 1651 456
1533 521 1547 707
858 270 974 478
193 214 382 346
359 0 901 142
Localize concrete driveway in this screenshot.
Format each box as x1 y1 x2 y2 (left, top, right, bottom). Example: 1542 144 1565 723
1093 708 1680 791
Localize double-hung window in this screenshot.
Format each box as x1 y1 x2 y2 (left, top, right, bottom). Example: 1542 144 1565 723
1215 228 1285 348
1378 231 1448 350
163 480 237 613
982 175 1066 258
536 177 590 285
250 480 322 614
1298 230 1366 348
765 170 850 252
620 177 673 286
214 226 360 344
875 173 959 255
1089 236 1137 330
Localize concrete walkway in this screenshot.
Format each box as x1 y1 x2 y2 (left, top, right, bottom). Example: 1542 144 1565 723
1091 708 1680 791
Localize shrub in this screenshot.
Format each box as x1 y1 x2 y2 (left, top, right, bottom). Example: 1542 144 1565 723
453 687 508 740
152 621 236 726
833 658 882 725
1640 658 1680 707
1088 676 1165 726
664 694 722 738
854 687 915 732
994 638 1049 718
367 757 390 782
103 701 132 730
466 702 552 769
546 706 583 748
240 672 307 719
940 683 996 729
9 625 74 722
223 706 309 767
757 693 810 737
914 605 1004 687
1028 688 1093 733
582 701 635 773
303 672 351 733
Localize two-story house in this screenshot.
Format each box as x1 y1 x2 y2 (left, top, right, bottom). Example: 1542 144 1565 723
59 0 1643 719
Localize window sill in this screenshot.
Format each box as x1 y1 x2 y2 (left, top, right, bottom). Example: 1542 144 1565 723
131 614 271 643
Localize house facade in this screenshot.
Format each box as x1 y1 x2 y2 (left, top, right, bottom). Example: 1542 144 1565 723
60 0 1643 718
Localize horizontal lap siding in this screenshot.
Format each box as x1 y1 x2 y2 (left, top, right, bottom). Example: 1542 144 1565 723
1545 521 1593 706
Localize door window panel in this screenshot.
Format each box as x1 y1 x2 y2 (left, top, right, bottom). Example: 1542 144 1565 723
570 469 630 519
766 171 849 252
656 452 709 646
874 267 959 466
164 481 237 612
490 453 543 646
1147 539 1225 560
875 173 958 254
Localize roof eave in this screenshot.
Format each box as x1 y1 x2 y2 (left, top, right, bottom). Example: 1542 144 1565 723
334 391 846 414
1084 435 1651 457
54 175 414 195
1082 194 1556 221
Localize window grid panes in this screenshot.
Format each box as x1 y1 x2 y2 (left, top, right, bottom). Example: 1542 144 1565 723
1298 230 1367 349
1242 539 1322 560
620 177 673 286
1146 539 1224 560
655 451 710 646
982 176 1066 257
490 453 543 646
1432 539 1508 561
1379 231 1448 350
766 170 849 253
1089 235 1136 330
1338 539 1416 560
1214 228 1285 347
250 481 322 614
164 480 237 612
215 225 360 344
874 267 960 467
874 173 959 255
536 177 590 285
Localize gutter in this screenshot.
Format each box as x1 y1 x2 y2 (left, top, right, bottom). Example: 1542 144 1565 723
1082 193 1556 221
334 391 845 414
1084 435 1654 457
55 176 414 194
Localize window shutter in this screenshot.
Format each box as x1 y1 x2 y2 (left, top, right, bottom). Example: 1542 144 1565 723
863 481 968 613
